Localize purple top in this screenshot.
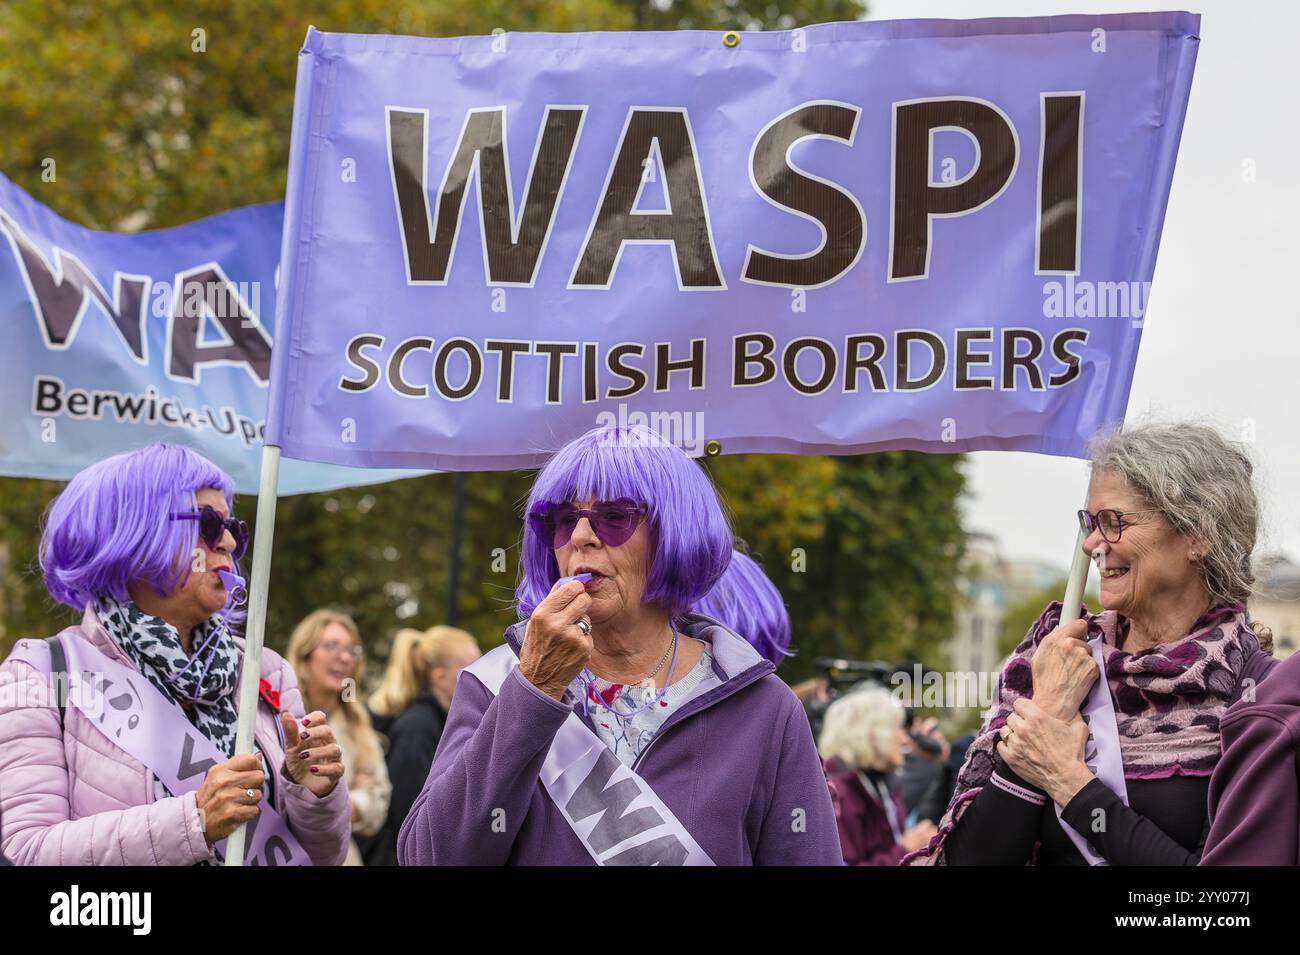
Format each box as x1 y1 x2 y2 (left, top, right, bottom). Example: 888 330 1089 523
1203 649 1299 865
397 613 843 865
824 759 909 866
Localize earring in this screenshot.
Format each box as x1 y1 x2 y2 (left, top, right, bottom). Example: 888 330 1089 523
1190 550 1200 560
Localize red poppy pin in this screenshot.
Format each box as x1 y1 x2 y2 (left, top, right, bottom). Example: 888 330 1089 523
258 679 281 711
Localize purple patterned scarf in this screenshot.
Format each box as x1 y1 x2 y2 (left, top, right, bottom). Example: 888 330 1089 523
905 600 1258 865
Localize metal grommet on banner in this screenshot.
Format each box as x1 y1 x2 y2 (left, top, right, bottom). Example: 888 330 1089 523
705 439 722 456
722 31 740 49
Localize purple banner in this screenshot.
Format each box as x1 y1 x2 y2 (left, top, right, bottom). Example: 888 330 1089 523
267 14 1198 470
0 172 426 493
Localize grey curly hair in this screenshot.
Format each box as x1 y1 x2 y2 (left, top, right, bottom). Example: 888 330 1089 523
1088 423 1259 607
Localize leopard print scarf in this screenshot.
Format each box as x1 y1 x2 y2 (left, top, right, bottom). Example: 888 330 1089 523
95 596 240 758
906 600 1260 865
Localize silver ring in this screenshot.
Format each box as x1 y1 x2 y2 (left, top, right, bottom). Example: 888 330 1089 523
576 618 592 636
246 788 257 800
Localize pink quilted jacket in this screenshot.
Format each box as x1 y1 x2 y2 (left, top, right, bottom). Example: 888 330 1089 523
0 606 351 866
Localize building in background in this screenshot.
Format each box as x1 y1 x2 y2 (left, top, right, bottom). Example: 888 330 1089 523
1252 555 1300 659
952 544 1300 673
949 532 1063 678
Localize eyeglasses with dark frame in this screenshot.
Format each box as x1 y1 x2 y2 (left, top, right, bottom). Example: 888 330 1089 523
1077 508 1161 544
170 504 249 561
528 499 649 549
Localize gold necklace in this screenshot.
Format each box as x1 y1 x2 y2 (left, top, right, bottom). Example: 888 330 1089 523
592 627 677 689
635 630 678 689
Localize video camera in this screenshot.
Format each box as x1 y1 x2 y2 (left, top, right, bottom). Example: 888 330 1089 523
804 657 944 757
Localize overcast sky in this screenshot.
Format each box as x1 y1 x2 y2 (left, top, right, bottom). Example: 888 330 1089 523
870 0 1300 573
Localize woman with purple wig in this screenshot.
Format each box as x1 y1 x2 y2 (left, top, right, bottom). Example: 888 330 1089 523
694 548 792 666
398 426 842 865
0 443 351 865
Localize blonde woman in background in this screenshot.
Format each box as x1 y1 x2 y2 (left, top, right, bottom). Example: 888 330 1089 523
287 610 392 867
820 685 938 865
364 626 480 866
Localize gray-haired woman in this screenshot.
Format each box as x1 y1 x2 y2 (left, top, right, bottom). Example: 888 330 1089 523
908 422 1276 865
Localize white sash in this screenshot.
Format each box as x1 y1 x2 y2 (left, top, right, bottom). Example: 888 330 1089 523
1053 636 1130 866
465 644 715 866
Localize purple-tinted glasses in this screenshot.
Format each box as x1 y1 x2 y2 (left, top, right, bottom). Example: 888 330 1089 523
529 499 649 549
1077 508 1159 544
170 504 249 560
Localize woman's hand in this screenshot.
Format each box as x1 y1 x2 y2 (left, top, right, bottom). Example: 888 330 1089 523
195 752 264 845
281 710 344 798
519 579 593 700
997 698 1094 807
1030 618 1100 720
901 820 938 852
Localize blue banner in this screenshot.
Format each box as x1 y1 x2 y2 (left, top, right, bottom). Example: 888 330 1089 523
0 171 424 493
267 14 1197 472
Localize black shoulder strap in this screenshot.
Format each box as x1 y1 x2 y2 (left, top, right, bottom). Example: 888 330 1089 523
45 635 67 732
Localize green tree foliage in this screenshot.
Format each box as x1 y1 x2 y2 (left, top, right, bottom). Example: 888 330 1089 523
0 0 637 229
706 452 968 678
0 0 968 686
619 0 866 30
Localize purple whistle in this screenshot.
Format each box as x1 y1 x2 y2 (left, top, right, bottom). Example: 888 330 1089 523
557 573 593 586
216 568 248 613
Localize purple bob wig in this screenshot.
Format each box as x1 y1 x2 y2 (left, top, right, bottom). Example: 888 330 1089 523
694 549 792 666
516 425 734 619
40 442 236 612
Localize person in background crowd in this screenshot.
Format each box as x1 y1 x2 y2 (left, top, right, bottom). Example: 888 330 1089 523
913 732 975 824
907 423 1276 865
820 685 939 865
0 443 349 865
694 548 791 666
897 711 952 822
792 677 830 708
793 675 834 739
1202 625 1299 864
362 625 480 866
287 609 390 867
398 425 841 865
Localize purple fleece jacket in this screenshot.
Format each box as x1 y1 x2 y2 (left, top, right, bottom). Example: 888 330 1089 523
397 613 843 865
1203 649 1300 865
